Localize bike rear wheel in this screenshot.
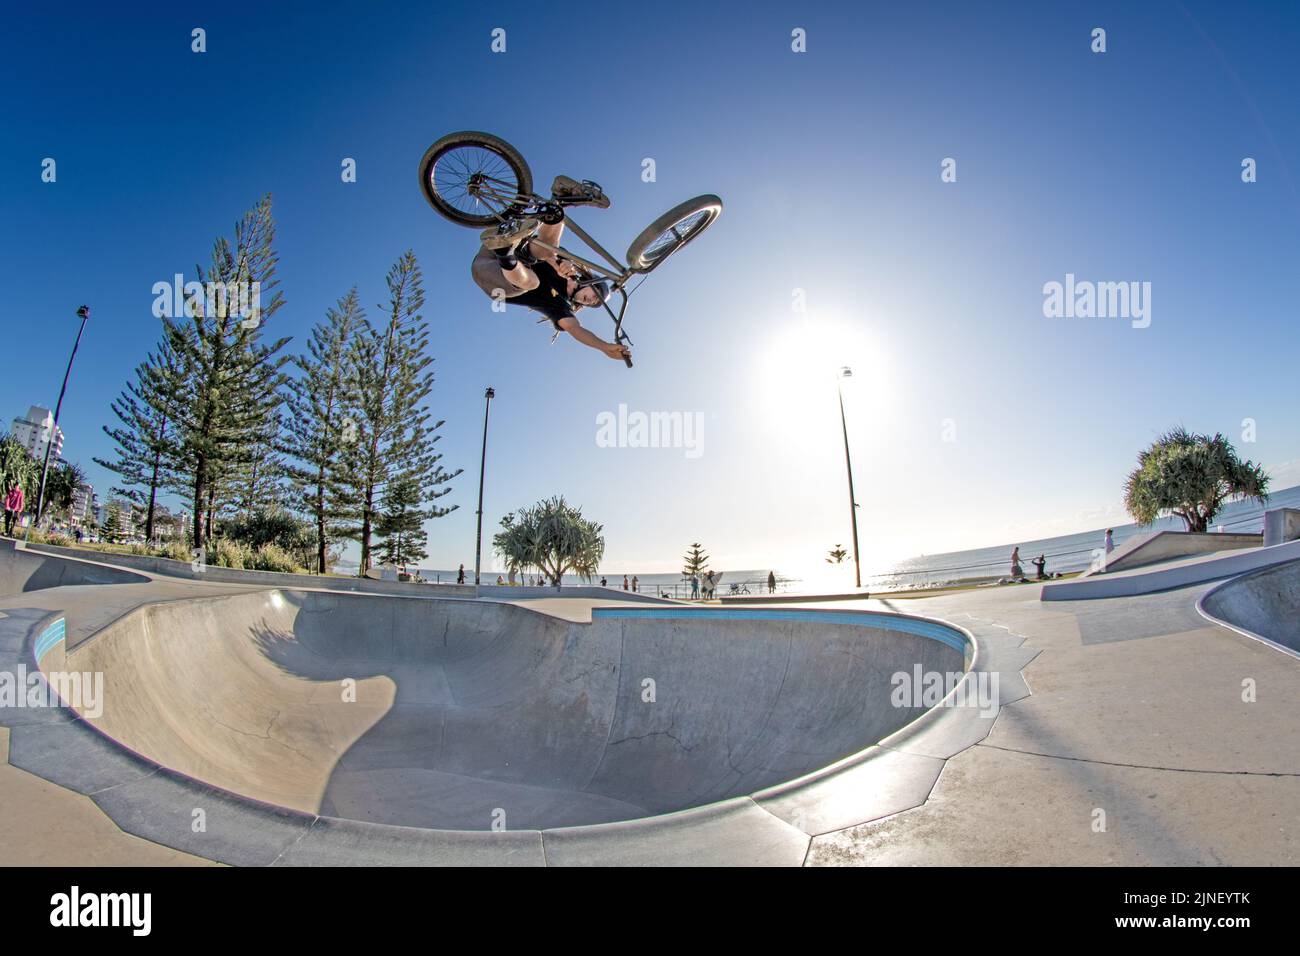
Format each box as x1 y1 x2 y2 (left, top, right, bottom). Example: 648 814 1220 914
625 194 723 273
418 131 534 227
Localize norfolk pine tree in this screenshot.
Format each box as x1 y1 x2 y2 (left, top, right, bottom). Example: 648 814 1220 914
94 328 188 542
376 471 429 571
282 288 366 573
164 197 292 549
342 251 461 574
683 543 710 578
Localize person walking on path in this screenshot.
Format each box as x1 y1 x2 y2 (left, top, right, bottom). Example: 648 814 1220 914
1010 547 1025 580
691 574 700 600
600 576 607 587
631 575 639 593
456 564 466 584
3 485 23 537
623 575 629 591
1104 529 1115 554
767 570 776 594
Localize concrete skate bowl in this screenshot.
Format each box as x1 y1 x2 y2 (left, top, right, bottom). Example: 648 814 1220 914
39 589 971 831
1199 558 1300 657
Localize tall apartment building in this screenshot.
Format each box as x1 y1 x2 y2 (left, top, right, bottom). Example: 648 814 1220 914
70 482 97 528
10 405 64 461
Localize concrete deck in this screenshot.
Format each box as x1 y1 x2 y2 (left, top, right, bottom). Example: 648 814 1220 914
2 539 1296 866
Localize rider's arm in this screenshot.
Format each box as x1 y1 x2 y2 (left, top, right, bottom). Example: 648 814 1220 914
557 315 628 361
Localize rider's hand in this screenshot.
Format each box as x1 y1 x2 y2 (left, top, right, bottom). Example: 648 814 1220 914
554 259 578 277
603 342 630 361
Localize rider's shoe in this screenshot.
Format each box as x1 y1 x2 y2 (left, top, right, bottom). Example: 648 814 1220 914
551 175 611 209
479 217 539 251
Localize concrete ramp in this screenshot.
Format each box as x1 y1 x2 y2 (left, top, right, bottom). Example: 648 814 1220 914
0 539 148 594
39 588 964 830
1089 530 1261 575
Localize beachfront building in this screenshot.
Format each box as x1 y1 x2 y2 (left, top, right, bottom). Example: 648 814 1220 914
151 504 189 543
94 498 138 540
69 482 97 530
10 405 64 461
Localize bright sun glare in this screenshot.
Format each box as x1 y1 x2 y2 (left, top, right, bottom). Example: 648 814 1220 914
747 316 900 582
754 316 892 435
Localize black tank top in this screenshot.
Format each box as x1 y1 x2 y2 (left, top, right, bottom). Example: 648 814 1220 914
507 260 574 328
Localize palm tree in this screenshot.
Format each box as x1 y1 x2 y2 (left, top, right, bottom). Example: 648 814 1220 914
45 461 87 526
827 544 850 564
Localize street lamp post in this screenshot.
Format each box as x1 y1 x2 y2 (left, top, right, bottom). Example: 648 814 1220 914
473 387 495 586
836 367 862 589
34 305 90 528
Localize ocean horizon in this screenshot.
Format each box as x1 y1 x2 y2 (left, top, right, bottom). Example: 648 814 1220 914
349 483 1300 596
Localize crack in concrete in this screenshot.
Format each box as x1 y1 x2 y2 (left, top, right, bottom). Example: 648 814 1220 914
977 740 1300 776
608 728 697 753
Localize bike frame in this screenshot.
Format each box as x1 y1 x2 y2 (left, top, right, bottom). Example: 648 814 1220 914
525 213 635 352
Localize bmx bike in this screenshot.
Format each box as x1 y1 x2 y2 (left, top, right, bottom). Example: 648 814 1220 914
419 131 722 367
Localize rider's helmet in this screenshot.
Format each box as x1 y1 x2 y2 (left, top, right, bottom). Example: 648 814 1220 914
576 278 613 309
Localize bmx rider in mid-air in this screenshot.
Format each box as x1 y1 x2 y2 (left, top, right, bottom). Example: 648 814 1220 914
471 176 631 362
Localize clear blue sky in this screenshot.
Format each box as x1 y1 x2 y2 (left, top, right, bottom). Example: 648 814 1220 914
3 0 1298 578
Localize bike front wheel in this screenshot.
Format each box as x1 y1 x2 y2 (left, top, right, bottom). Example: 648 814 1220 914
418 131 534 227
625 194 723 273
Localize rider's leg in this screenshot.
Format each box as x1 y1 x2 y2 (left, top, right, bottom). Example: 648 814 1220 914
534 175 610 255
535 219 565 251
478 218 541 292
472 247 538 297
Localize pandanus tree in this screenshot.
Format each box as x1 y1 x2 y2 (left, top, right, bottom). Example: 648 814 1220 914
493 496 605 588
1124 427 1270 533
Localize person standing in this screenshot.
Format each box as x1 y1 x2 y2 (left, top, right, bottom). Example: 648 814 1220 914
1104 529 1115 554
691 574 700 600
600 576 607 588
1010 547 1024 579
767 570 776 594
632 575 639 593
3 485 23 537
622 575 629 591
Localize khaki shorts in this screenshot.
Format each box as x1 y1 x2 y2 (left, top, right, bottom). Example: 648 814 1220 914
471 247 524 299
